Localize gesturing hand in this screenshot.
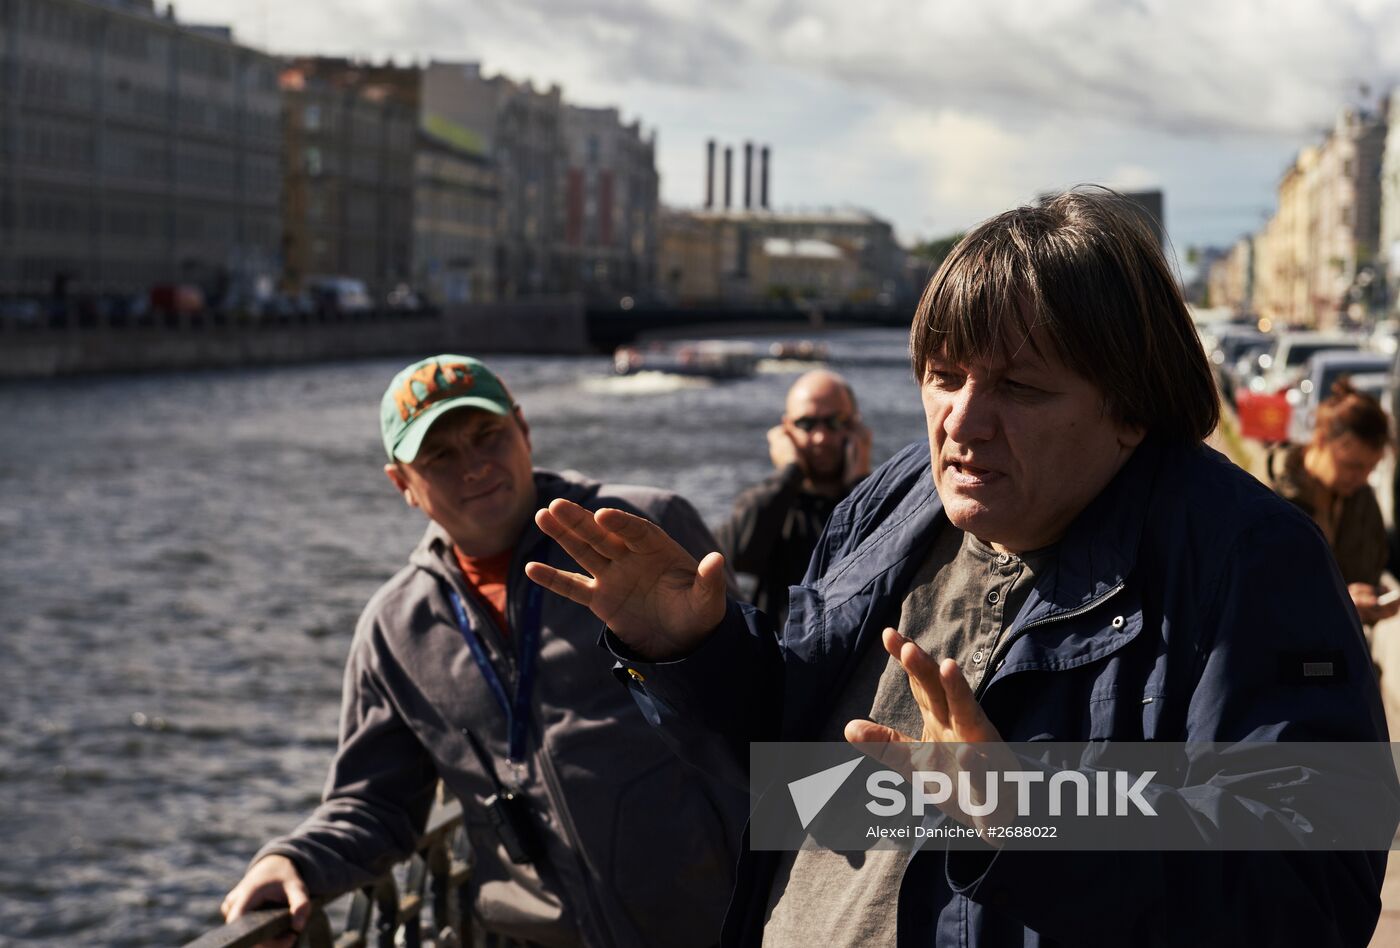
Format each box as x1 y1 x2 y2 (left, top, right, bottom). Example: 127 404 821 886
526 498 728 661
845 628 1016 835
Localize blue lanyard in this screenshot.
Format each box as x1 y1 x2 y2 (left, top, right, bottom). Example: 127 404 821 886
446 579 544 767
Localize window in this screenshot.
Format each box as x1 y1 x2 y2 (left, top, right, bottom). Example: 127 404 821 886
304 104 321 131
305 147 322 177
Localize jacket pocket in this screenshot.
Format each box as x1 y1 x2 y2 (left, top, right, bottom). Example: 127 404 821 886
459 814 577 944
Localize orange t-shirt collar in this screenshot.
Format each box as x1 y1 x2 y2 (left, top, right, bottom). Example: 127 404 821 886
453 546 513 638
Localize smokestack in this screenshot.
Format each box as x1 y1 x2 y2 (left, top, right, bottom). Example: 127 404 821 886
743 141 753 210
704 139 715 209
760 145 770 210
723 146 733 209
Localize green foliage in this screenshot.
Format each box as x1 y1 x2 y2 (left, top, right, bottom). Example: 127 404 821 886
909 233 965 271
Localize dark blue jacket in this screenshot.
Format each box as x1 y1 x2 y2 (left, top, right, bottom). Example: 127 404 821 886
611 437 1394 946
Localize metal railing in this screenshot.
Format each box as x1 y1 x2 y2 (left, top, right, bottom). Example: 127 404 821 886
183 802 473 948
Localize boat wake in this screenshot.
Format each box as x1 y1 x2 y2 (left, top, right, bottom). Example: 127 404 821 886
757 358 826 374
578 371 715 396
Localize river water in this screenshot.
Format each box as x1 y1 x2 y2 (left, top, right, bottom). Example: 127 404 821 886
0 328 928 945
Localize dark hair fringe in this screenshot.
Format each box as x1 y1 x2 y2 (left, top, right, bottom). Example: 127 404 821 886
909 186 1220 444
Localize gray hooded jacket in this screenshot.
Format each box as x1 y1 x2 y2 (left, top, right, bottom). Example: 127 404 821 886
256 469 744 947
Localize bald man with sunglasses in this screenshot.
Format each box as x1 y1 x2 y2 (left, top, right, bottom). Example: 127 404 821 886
716 369 872 627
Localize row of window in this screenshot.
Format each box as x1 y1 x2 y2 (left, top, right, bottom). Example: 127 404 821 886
16 62 279 136
18 119 95 170
416 190 499 230
300 147 413 185
18 61 97 109
15 0 102 47
13 122 279 194
15 1 278 89
298 112 415 153
14 193 278 244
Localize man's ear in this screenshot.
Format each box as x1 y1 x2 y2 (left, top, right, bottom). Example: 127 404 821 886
384 462 420 509
1117 423 1148 450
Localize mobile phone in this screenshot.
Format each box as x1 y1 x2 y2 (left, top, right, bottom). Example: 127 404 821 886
1377 588 1400 607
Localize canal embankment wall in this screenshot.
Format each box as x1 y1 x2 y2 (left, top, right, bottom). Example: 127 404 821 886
0 300 590 379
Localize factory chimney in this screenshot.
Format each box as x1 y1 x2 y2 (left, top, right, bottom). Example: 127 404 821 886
743 141 753 210
723 146 733 209
704 139 715 209
760 145 770 210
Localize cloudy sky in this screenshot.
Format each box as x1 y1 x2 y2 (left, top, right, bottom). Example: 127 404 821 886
180 0 1400 253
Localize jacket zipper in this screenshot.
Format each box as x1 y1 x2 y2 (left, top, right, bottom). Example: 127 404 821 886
974 581 1126 700
537 746 619 946
503 529 621 945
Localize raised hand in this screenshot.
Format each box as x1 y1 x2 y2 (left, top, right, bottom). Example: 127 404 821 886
767 424 800 472
845 628 1015 834
526 498 728 660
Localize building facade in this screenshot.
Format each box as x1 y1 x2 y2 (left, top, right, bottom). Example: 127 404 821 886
280 58 415 300
1206 235 1254 313
0 0 281 300
559 105 659 303
1378 95 1400 314
659 207 904 307
420 62 567 300
413 131 499 304
1253 107 1386 329
1307 108 1385 328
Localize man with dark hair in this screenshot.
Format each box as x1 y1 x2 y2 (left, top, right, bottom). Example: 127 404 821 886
221 354 743 948
717 369 871 627
527 190 1394 945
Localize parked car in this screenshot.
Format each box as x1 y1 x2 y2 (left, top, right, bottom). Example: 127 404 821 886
1207 327 1272 401
149 284 205 316
0 298 42 324
305 276 373 315
259 292 314 320
1224 337 1276 402
1236 331 1364 442
1252 331 1364 396
1287 350 1393 444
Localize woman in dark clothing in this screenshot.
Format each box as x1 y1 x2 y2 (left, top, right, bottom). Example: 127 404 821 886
1268 377 1396 625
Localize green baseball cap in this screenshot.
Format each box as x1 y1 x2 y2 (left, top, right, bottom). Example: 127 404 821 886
380 354 514 462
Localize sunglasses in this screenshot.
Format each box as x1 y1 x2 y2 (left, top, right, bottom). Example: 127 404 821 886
791 414 851 433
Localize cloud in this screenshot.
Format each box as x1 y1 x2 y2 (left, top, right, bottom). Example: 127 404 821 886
879 109 1028 215
205 0 1400 137
1106 163 1161 191
175 0 1396 245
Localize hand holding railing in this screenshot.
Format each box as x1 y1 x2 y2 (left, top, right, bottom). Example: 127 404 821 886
183 801 472 948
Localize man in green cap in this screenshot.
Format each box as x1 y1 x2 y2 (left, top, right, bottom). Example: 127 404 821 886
222 355 743 947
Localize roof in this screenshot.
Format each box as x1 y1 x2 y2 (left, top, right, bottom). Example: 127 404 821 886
1305 350 1390 368
763 238 845 259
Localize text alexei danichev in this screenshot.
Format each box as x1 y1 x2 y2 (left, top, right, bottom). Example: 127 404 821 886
868 824 985 839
